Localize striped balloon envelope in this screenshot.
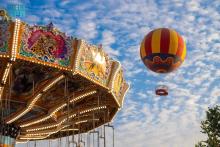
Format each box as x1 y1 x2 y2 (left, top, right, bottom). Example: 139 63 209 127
140 28 186 73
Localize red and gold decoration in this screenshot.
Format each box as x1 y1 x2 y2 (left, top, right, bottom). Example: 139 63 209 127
108 62 129 106
140 28 187 73
76 40 112 86
0 9 129 146
18 22 75 68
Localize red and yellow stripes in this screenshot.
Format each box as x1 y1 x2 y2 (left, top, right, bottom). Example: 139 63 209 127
140 28 186 61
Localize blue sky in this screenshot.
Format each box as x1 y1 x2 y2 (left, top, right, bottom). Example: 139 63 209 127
1 0 220 147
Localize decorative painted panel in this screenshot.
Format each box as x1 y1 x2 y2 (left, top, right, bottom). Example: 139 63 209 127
111 67 129 106
76 40 112 86
113 69 124 98
19 23 75 68
0 20 14 54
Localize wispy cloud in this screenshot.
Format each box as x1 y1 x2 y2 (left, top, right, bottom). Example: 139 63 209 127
6 0 220 146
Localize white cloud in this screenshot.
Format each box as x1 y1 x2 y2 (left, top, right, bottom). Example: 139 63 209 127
101 30 120 58
12 0 220 146
76 21 97 40
186 1 201 12
23 15 40 24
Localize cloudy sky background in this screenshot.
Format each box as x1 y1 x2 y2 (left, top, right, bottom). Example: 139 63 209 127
1 0 220 147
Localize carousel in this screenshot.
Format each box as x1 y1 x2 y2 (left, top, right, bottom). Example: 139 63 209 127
0 9 129 147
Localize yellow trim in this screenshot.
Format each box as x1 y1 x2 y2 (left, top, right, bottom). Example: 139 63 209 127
181 42 187 61
151 29 161 53
168 29 178 55
140 36 146 58
16 56 70 71
108 61 124 108
73 39 82 71
111 91 121 107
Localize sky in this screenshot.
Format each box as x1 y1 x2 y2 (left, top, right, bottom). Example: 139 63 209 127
1 0 220 147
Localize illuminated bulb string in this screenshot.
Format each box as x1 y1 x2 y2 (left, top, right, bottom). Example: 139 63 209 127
2 63 12 84
6 75 64 124
11 19 21 61
43 75 64 92
0 87 4 100
25 106 106 133
61 128 79 132
7 93 42 124
20 125 68 141
0 63 12 100
25 118 99 136
20 91 97 128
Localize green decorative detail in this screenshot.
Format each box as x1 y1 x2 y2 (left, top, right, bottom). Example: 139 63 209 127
0 20 11 54
19 24 74 68
19 43 34 57
113 69 125 100
59 59 70 67
0 43 8 53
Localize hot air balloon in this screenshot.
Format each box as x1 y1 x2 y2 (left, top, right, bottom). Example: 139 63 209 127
140 28 187 95
140 28 186 73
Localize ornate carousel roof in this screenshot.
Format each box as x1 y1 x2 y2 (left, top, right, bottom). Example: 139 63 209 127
0 10 129 142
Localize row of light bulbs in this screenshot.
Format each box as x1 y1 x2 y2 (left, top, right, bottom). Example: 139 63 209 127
60 128 79 132
75 120 88 125
0 87 4 100
0 63 12 100
21 90 97 128
26 125 69 136
20 55 71 71
2 63 12 84
18 105 107 142
25 116 100 137
42 75 64 92
26 115 70 132
75 118 99 125
80 106 107 114
7 75 64 124
11 19 21 61
20 125 69 141
25 105 107 133
7 93 42 124
19 136 47 141
0 54 9 58
19 118 98 141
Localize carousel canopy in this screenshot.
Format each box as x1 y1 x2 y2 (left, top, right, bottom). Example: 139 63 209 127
0 9 129 143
